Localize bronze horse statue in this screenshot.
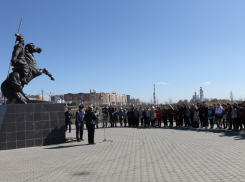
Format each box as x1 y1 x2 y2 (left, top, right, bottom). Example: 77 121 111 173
1 43 55 104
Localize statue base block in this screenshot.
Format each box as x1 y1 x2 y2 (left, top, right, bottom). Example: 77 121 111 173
0 103 65 150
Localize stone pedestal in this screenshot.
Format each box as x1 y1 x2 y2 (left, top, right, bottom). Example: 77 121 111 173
0 103 65 150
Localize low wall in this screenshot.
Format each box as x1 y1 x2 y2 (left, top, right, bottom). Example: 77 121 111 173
0 103 65 150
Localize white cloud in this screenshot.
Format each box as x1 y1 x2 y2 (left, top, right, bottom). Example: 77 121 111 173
154 82 167 85
202 82 211 85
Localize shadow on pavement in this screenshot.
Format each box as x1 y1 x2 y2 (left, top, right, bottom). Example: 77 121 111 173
135 126 245 140
73 172 92 176
44 144 89 149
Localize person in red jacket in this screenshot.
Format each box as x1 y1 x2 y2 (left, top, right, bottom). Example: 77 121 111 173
155 107 163 127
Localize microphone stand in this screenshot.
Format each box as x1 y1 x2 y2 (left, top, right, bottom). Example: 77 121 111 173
100 113 113 143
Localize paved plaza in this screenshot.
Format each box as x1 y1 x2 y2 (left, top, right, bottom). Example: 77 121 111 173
1 125 245 181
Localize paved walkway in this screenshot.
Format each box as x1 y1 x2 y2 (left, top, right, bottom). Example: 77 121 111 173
1 125 245 181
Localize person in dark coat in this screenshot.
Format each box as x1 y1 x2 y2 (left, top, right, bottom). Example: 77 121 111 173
168 107 174 127
202 103 209 128
108 105 115 127
185 106 190 127
128 108 134 127
84 106 97 145
237 104 243 130
65 108 73 133
162 106 168 127
208 105 214 129
178 106 184 127
182 105 187 127
113 108 118 127
102 107 108 128
173 106 179 127
198 105 204 127
75 105 85 142
190 106 194 127
134 108 140 127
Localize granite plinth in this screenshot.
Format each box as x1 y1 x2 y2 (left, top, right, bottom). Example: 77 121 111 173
0 103 65 150
6 99 52 104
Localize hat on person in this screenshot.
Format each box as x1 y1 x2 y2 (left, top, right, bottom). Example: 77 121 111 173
15 33 24 40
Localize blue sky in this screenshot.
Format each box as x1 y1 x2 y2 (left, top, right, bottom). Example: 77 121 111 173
1 0 245 103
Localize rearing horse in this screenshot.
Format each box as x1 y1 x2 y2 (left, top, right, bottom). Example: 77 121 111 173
1 43 55 104
24 43 55 84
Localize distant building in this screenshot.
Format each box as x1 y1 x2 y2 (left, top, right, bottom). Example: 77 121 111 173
129 98 143 105
200 87 204 100
53 97 65 103
136 98 142 105
51 95 65 103
64 91 128 105
126 95 130 104
190 87 204 103
28 95 45 101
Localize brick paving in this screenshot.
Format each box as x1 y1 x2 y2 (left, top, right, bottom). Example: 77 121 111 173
1 125 245 181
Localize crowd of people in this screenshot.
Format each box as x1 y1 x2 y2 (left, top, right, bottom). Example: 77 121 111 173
65 102 245 144
100 102 245 131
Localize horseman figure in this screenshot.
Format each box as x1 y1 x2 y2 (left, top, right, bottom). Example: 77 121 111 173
1 34 55 104
11 34 29 84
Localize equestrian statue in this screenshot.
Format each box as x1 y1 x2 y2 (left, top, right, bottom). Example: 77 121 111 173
1 34 55 104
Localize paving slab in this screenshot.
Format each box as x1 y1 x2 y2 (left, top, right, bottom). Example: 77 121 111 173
1 125 245 181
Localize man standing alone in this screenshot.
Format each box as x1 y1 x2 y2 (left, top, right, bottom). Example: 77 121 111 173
75 105 85 142
65 108 73 133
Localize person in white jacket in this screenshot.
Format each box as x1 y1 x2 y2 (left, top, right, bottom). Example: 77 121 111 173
215 104 223 129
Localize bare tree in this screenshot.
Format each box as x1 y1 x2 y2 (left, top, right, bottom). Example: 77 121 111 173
211 98 218 102
169 97 172 104
183 99 188 104
130 98 136 105
203 98 209 102
230 91 234 101
178 100 183 104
